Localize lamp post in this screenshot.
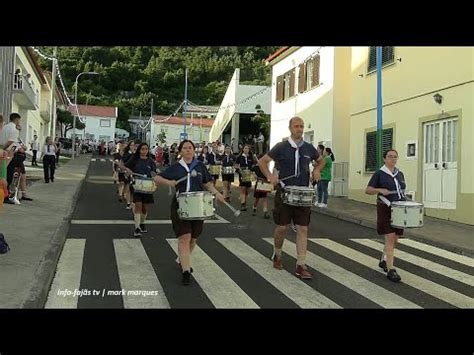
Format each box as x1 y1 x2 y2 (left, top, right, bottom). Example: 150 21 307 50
72 71 99 159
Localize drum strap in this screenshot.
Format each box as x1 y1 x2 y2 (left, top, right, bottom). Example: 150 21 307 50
381 165 404 200
178 158 198 192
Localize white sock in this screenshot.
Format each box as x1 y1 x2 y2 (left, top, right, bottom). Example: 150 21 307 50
134 214 141 229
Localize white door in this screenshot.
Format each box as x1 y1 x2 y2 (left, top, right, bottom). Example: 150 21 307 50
423 118 457 209
332 162 348 196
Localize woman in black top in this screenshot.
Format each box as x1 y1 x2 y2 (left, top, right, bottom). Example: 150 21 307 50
366 149 406 283
251 154 270 219
235 144 255 211
221 145 236 201
123 143 158 237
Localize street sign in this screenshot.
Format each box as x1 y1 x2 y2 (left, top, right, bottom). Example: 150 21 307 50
180 132 188 141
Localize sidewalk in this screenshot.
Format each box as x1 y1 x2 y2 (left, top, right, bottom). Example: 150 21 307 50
0 154 90 308
311 196 474 257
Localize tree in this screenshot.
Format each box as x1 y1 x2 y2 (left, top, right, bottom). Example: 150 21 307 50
57 108 85 137
156 128 167 145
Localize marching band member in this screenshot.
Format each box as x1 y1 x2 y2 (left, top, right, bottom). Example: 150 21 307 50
235 144 255 211
221 145 236 202
122 143 157 237
154 139 225 285
258 116 324 280
365 149 406 283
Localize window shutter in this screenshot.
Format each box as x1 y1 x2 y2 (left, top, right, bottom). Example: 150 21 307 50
365 128 394 171
289 69 295 98
312 55 320 87
368 46 395 72
298 63 306 93
276 75 283 102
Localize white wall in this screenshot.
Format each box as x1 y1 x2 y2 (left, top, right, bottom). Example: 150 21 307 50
269 47 335 149
66 115 116 142
151 121 211 146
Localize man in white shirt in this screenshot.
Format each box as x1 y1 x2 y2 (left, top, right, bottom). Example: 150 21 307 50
30 135 40 166
257 132 264 155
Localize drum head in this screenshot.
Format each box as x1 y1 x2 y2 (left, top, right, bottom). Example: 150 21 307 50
392 201 423 207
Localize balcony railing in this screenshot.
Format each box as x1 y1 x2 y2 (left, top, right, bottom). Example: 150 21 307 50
13 73 38 110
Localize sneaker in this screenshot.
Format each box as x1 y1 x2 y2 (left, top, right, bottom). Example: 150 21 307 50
175 257 193 273
272 253 283 270
182 271 191 285
379 260 388 272
295 264 313 280
320 203 328 208
20 196 33 201
252 208 257 216
9 197 21 205
263 211 270 219
126 203 131 209
240 204 247 211
387 269 401 282
317 202 324 207
140 224 147 233
119 198 123 203
134 228 142 238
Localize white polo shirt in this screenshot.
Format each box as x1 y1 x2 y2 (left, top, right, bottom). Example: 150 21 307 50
0 122 19 148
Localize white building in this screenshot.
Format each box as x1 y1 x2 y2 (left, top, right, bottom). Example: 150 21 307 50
265 46 351 196
150 115 214 147
208 68 271 145
11 46 64 151
67 104 118 142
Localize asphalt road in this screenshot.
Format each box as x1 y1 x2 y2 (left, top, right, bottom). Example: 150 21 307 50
44 155 474 309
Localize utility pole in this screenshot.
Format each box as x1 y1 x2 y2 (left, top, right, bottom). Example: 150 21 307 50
150 97 154 146
49 46 57 138
376 46 383 169
182 68 188 140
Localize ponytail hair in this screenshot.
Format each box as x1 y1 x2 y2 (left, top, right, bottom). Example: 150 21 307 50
325 147 335 162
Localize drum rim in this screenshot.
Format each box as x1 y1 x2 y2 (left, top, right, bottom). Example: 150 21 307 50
178 191 212 196
391 201 423 207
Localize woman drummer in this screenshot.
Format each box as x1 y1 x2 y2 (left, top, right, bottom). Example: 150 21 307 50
154 139 225 285
122 142 157 237
221 145 236 201
251 153 270 219
235 144 255 211
365 149 406 283
206 142 221 187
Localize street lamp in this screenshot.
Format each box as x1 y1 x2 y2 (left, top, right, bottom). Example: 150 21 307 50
72 71 99 159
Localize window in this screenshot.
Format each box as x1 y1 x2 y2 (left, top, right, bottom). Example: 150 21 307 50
367 47 395 72
365 128 393 172
100 119 111 127
276 69 295 102
298 55 320 93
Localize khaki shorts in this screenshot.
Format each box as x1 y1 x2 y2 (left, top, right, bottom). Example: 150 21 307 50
273 186 311 226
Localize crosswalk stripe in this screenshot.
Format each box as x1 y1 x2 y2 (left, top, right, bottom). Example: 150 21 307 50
45 239 86 308
263 238 420 308
100 159 106 162
167 239 259 308
398 239 474 267
217 238 341 308
353 239 474 287
311 239 474 308
91 158 96 161
113 239 170 308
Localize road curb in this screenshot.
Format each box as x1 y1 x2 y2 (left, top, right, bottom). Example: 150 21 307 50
21 158 90 308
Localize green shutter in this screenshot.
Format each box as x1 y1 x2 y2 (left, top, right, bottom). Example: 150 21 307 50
367 47 395 72
365 128 393 172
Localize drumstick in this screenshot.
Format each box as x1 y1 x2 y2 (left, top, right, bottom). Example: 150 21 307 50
168 170 197 196
221 200 241 217
280 174 297 182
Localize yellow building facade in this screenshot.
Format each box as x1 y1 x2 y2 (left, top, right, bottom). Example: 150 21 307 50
349 47 473 225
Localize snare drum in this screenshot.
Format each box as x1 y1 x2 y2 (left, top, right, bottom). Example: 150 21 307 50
209 165 221 176
282 186 315 207
255 180 273 193
222 166 235 175
133 177 157 194
391 201 424 228
177 191 215 220
240 168 254 183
